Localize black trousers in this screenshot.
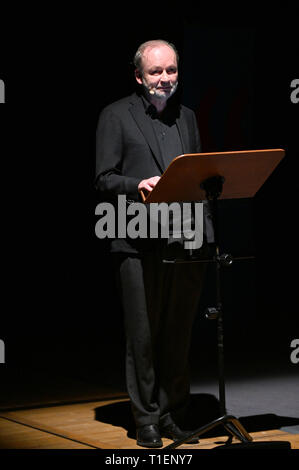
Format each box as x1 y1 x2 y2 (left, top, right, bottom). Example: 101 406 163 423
113 241 208 428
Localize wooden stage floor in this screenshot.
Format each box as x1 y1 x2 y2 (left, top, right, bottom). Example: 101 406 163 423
0 397 298 450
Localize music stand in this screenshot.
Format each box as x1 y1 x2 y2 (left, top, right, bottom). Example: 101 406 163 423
141 149 285 448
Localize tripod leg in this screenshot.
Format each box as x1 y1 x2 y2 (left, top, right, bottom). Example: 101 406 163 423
229 417 253 442
223 418 252 443
224 423 249 443
163 414 252 449
164 415 228 449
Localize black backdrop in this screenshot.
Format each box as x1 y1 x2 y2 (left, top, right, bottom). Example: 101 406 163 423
0 14 298 397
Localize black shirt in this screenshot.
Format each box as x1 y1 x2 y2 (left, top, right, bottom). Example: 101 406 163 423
141 94 192 245
141 94 183 169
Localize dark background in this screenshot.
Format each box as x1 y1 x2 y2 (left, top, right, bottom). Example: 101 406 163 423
0 12 298 405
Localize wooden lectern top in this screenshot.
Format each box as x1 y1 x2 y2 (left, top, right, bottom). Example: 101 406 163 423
140 149 285 203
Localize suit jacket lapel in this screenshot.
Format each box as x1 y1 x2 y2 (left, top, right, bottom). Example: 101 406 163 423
176 107 189 155
129 93 165 173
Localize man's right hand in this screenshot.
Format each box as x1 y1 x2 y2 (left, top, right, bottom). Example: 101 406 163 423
138 176 161 194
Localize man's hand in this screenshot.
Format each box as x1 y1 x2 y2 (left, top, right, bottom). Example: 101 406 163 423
138 176 161 193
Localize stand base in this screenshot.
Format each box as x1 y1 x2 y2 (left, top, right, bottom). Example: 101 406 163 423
163 414 253 449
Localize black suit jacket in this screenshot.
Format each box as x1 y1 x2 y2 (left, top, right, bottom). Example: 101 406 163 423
95 91 214 253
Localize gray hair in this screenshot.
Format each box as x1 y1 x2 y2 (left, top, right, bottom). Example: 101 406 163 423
133 39 179 74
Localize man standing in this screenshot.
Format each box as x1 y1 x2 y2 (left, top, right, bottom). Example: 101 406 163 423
95 40 214 447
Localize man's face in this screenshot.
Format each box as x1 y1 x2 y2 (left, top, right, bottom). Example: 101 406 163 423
136 45 178 100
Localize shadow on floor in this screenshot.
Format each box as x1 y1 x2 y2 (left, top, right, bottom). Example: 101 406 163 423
94 393 299 440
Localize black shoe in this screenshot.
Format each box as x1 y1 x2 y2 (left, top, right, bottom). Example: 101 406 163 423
136 424 163 448
160 423 199 444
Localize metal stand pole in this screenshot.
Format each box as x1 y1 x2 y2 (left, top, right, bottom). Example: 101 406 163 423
163 175 253 449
